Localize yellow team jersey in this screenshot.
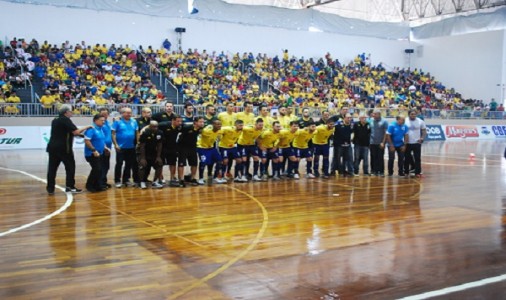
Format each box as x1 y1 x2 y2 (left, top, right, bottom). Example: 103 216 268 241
219 126 242 149
258 115 274 130
217 112 236 127
235 111 256 126
238 126 263 146
197 126 222 149
257 130 280 149
312 125 334 145
292 129 316 149
277 129 297 148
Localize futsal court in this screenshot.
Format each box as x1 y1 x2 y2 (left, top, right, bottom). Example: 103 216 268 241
1 139 505 299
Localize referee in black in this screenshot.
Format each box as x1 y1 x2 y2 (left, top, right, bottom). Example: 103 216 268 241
46 104 90 195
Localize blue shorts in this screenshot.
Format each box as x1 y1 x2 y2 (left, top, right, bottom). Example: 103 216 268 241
197 148 223 166
237 144 259 157
313 144 330 157
295 147 313 158
278 147 295 158
219 147 241 160
259 148 279 159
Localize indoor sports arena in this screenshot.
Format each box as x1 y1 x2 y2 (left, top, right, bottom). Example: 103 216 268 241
1 0 506 299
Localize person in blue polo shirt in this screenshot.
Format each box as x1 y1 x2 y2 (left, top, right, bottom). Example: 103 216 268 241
112 107 139 187
84 114 108 192
385 115 409 177
98 107 112 189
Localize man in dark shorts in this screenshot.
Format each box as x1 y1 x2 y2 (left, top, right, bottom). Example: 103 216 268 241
138 121 164 189
159 115 183 187
46 104 90 195
177 117 205 186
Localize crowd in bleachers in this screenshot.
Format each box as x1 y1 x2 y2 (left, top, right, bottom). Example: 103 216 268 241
0 37 503 117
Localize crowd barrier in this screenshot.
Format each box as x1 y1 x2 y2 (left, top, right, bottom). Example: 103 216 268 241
0 123 504 150
0 103 505 120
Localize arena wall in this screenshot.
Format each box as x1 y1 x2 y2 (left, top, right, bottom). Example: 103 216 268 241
411 29 505 103
1 1 409 71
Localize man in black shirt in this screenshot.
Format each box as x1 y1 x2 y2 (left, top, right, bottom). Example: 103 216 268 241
316 110 331 126
136 107 152 131
297 107 314 129
332 113 355 176
152 101 175 123
159 115 183 187
138 121 164 189
46 104 90 195
353 114 371 175
178 117 205 185
182 103 195 127
204 104 218 126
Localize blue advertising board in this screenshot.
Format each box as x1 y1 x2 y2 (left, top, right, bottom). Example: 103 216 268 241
425 125 446 141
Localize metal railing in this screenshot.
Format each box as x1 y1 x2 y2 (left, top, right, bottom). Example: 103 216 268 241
1 103 504 120
164 77 180 103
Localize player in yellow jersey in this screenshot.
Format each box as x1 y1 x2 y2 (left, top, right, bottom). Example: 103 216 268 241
218 120 247 182
277 121 299 177
196 120 225 184
256 121 282 180
290 122 317 179
235 101 256 126
237 118 264 180
312 119 335 178
217 102 237 127
277 106 291 129
258 106 274 130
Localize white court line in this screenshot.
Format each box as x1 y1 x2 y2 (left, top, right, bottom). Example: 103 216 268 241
397 273 506 300
0 166 73 238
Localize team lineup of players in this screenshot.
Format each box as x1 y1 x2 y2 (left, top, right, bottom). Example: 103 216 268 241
83 101 427 191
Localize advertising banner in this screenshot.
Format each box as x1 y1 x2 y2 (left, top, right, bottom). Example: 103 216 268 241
425 125 446 141
444 125 480 139
0 126 43 149
0 126 85 150
490 125 506 138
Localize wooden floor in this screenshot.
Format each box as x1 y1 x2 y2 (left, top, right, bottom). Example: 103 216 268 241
1 140 506 300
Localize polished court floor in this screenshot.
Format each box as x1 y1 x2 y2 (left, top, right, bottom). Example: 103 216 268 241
1 140 506 300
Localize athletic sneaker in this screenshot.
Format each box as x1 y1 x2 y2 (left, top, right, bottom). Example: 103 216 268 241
305 173 316 179
65 187 83 194
179 180 186 188
197 178 205 185
152 181 164 189
213 178 227 184
124 181 136 187
140 182 147 189
261 174 268 181
169 179 180 187
293 174 300 179
115 182 123 188
272 175 281 181
234 176 243 183
240 175 249 182
190 179 199 186
253 175 262 182
225 172 233 179
322 175 329 179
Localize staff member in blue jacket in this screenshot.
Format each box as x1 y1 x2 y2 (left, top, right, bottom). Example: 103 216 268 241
385 115 409 177
84 114 109 192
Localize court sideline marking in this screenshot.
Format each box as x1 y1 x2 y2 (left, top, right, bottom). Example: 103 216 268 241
0 166 73 238
397 273 506 300
167 185 269 300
